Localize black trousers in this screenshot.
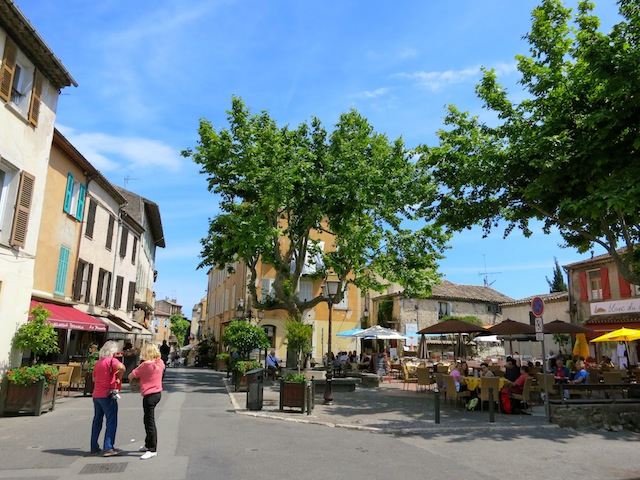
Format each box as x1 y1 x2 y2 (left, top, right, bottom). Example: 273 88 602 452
142 392 161 452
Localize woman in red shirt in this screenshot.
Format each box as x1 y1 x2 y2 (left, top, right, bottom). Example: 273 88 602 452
129 343 164 460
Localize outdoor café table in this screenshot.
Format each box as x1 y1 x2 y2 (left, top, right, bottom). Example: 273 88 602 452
464 376 510 392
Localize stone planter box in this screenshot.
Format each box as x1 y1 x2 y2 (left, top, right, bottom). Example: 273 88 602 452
233 373 248 392
0 378 57 416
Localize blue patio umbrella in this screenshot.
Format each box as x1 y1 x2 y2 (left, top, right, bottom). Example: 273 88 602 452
336 328 364 337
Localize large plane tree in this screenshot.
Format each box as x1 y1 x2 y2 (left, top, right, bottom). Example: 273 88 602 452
183 97 449 318
420 0 640 284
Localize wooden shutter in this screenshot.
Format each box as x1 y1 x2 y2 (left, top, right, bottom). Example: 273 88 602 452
114 276 124 309
127 281 136 311
75 183 86 220
119 227 128 258
619 272 632 298
28 70 43 126
0 37 17 102
9 171 35 248
131 237 137 264
106 215 115 249
85 199 97 238
73 260 85 301
96 268 105 305
84 263 93 303
579 271 588 302
63 173 74 213
601 267 611 300
54 246 70 295
105 272 112 307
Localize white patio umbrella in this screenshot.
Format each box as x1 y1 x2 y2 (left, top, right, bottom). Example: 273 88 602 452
352 325 407 339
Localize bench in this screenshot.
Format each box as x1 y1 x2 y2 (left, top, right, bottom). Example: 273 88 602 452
312 377 361 393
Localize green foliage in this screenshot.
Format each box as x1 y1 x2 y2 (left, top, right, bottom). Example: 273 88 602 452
85 344 99 373
183 97 450 318
284 319 313 372
553 333 571 353
421 0 640 285
233 359 261 376
6 364 59 388
13 304 60 362
216 353 230 361
221 320 270 357
169 314 190 348
546 257 568 293
282 372 308 383
441 315 481 326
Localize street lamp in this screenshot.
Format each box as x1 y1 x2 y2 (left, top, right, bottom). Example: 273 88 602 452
322 280 340 405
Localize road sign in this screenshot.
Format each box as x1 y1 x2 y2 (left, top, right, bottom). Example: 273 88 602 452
535 318 544 333
531 296 545 318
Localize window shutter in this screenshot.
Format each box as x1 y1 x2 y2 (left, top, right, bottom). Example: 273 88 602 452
114 276 124 309
119 227 128 257
579 271 588 302
28 69 43 126
63 173 74 213
0 37 17 103
105 272 112 307
85 199 97 238
84 263 93 303
127 281 136 311
73 260 85 301
600 267 611 300
75 183 86 220
131 237 137 264
106 215 115 249
96 268 105 305
9 171 35 248
619 272 632 298
54 246 71 295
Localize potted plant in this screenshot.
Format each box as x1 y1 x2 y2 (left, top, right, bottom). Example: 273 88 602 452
232 359 261 392
83 344 99 396
216 353 230 372
1 304 60 416
284 318 313 373
279 372 310 413
221 320 270 390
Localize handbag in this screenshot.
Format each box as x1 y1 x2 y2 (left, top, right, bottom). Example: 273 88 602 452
107 358 120 400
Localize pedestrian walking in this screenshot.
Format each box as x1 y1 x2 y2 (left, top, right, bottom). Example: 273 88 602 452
90 340 126 457
128 343 164 460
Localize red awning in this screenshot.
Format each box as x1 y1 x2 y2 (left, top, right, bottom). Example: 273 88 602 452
29 301 107 332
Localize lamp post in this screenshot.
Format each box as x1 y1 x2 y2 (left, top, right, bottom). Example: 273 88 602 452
322 280 340 405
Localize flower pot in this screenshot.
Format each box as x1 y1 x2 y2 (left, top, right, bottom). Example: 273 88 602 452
217 359 228 372
84 372 94 396
0 377 57 416
233 373 248 392
279 380 308 413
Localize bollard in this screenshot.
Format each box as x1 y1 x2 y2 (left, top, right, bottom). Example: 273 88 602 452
434 388 440 424
488 387 495 423
306 381 313 415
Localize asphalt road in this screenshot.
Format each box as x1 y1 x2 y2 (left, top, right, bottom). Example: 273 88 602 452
0 367 639 480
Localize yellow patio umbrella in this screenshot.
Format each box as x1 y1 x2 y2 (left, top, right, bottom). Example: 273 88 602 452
590 327 640 367
572 333 590 358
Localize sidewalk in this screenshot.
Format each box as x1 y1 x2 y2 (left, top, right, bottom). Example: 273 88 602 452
227 374 556 434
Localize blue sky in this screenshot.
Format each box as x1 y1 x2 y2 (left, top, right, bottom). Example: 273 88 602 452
16 1 621 317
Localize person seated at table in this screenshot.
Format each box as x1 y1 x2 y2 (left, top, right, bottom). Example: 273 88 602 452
480 362 495 377
459 361 470 377
569 360 588 385
504 358 521 382
509 365 530 395
339 351 349 363
266 350 282 377
552 359 570 381
600 356 614 371
448 362 468 392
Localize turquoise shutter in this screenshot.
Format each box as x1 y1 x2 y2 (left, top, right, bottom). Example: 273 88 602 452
75 183 86 220
63 173 74 213
54 246 71 295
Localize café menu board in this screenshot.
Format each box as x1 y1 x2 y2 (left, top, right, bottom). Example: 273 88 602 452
375 354 389 377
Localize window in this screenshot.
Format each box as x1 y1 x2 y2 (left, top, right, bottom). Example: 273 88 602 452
131 236 137 264
96 268 112 307
1 37 42 126
261 278 275 301
85 199 97 239
54 246 70 296
588 270 603 300
334 287 348 310
263 325 276 348
126 281 136 312
106 215 115 250
299 280 313 302
114 276 124 309
119 227 128 258
487 304 502 315
438 302 451 319
164 319 168 328
62 173 86 221
73 259 93 303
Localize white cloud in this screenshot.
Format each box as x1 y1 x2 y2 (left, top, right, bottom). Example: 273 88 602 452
57 125 183 173
352 87 391 99
395 61 518 91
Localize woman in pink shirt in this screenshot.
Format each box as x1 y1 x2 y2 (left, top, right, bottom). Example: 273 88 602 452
129 343 164 460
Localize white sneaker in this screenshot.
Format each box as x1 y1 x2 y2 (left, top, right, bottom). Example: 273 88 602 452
140 451 157 460
138 446 148 452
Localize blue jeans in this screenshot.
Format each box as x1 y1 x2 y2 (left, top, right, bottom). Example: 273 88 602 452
91 397 118 452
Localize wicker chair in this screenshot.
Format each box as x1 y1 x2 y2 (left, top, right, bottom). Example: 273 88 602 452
443 375 470 407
